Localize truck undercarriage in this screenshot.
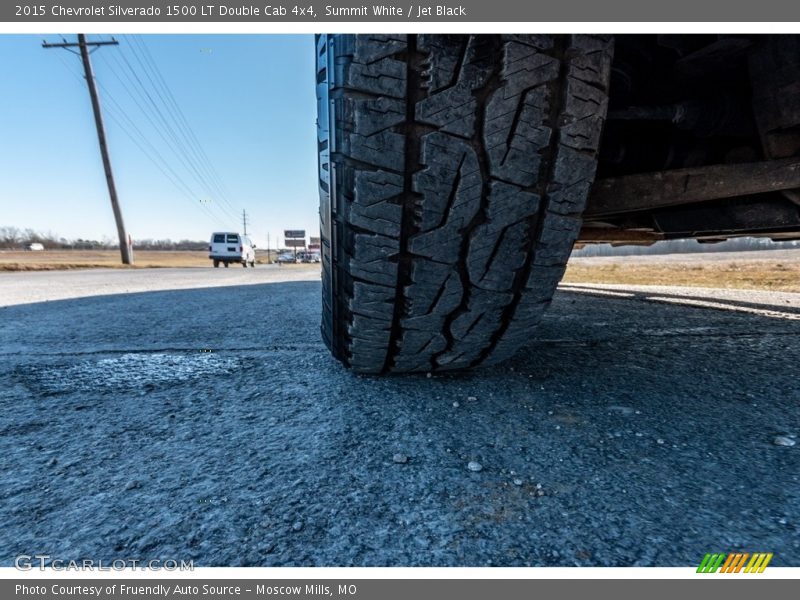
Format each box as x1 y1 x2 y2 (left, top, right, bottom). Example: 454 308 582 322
581 34 800 245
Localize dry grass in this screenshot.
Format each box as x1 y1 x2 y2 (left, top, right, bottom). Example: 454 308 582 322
0 250 241 270
564 255 800 292
2 249 799 293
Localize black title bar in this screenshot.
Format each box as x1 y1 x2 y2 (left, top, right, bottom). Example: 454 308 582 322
4 0 800 22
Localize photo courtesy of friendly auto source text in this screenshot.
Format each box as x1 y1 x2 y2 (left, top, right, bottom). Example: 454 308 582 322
0 0 799 596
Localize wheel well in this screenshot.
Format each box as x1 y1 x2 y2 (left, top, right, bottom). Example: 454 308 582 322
582 34 800 244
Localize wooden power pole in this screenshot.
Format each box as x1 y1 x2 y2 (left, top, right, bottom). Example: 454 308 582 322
43 35 133 265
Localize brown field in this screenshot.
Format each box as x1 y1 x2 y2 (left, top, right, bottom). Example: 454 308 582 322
0 250 273 270
2 249 799 293
564 249 800 293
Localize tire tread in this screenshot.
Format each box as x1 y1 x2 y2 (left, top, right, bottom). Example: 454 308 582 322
317 34 612 373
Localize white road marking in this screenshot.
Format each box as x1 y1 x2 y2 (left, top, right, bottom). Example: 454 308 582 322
644 296 800 321
558 285 636 298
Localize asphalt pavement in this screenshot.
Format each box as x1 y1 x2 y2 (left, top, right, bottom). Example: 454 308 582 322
0 265 798 566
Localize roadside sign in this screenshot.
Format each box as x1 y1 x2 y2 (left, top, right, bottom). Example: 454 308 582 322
285 239 306 248
284 229 306 239
308 244 321 251
309 236 321 245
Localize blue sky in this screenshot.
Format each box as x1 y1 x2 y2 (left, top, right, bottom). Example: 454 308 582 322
0 34 318 248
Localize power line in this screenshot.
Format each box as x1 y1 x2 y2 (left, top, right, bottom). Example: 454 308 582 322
100 46 237 224
129 35 238 215
130 35 238 213
53 44 233 230
100 88 235 228
96 47 240 226
47 35 245 235
119 37 240 222
100 99 231 229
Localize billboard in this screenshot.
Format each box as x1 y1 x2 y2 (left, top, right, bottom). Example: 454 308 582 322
285 239 306 248
309 236 321 245
284 230 306 239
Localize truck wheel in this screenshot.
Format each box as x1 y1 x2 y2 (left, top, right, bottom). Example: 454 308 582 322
213 260 219 268
224 262 229 268
316 34 612 373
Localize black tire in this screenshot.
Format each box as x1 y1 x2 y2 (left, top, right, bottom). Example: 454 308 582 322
213 260 219 268
224 262 229 268
316 34 612 373
243 261 247 268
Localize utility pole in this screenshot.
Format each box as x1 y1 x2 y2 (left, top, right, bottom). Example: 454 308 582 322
266 232 271 263
242 209 249 235
43 35 133 265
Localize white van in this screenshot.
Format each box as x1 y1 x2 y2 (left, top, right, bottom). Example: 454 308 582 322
208 232 256 268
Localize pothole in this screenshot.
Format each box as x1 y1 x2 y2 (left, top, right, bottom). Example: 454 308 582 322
26 352 240 394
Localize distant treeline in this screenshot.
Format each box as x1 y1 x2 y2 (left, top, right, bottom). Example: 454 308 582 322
5 225 799 255
573 236 800 257
0 227 207 251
